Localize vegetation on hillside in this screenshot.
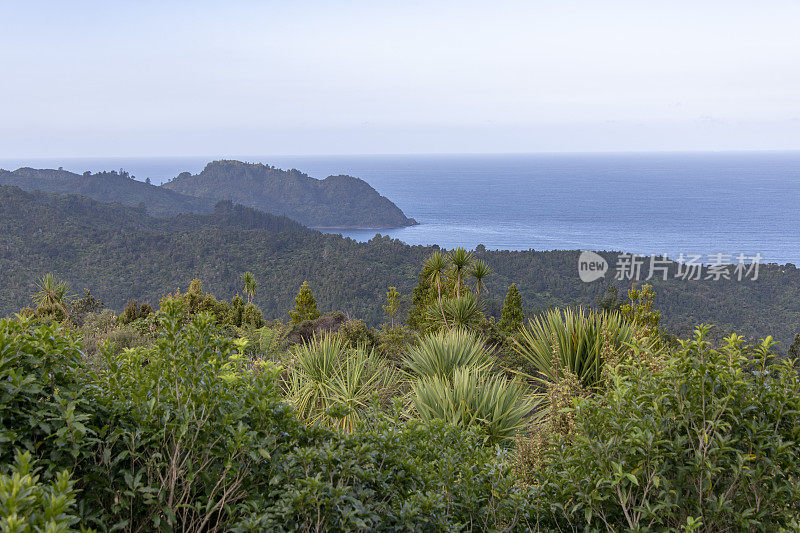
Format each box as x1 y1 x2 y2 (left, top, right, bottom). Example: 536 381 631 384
162 160 417 228
3 256 799 530
2 185 800 353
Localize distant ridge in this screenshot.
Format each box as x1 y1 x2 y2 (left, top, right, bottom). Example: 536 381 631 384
0 167 214 217
161 160 418 228
0 160 417 228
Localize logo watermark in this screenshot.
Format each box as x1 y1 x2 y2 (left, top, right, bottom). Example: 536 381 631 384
578 252 762 282
578 251 609 282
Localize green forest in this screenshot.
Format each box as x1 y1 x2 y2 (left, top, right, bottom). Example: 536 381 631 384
1 185 799 351
3 184 800 530
3 237 800 530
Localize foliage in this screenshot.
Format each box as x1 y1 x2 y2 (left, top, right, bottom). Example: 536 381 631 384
0 317 93 471
402 328 494 380
289 281 320 324
336 319 377 351
31 273 72 322
287 335 394 432
621 282 661 333
498 283 524 333
596 284 623 313
118 299 152 325
161 160 415 228
0 451 84 533
241 271 257 303
788 333 800 359
411 368 534 445
69 289 103 326
527 327 800 530
513 307 634 391
232 419 527 531
4 185 800 351
85 299 296 531
382 286 400 328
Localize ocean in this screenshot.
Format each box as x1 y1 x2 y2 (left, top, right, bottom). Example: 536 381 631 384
2 152 799 264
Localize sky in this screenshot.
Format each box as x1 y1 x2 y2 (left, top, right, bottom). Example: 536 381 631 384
2 0 799 157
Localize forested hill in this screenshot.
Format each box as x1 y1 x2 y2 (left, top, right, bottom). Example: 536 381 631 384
1 185 799 349
161 160 418 228
0 167 215 217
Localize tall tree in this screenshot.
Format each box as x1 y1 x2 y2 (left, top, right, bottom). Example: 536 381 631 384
383 286 401 329
241 271 257 303
425 252 450 329
789 333 800 359
499 283 524 333
621 283 661 333
448 247 474 297
468 259 492 296
289 281 320 324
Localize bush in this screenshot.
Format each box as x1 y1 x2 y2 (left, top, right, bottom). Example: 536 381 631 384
336 319 377 351
0 451 83 533
118 299 152 325
402 328 494 380
81 299 298 530
513 307 634 391
526 326 800 530
287 335 395 432
412 367 534 445
232 419 528 531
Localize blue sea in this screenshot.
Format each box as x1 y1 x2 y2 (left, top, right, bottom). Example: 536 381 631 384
2 152 799 264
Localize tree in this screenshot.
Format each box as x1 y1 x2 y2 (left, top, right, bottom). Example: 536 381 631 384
407 270 435 332
448 247 474 297
383 286 400 329
621 283 661 333
241 271 257 303
32 273 72 321
597 285 622 314
425 252 450 328
289 281 320 324
789 333 800 359
468 260 492 296
499 284 524 333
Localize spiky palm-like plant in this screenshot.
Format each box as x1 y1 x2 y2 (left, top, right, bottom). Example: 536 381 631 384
426 293 483 331
468 259 492 296
412 367 534 445
403 327 493 380
288 335 394 432
241 271 257 303
33 273 71 308
512 307 634 391
424 251 450 328
448 247 474 297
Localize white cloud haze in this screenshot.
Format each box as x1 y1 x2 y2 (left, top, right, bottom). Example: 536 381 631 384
2 0 799 156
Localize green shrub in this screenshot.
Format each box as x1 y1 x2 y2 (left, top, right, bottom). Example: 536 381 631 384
411 367 534 445
527 326 800 530
336 319 377 350
287 335 395 432
118 299 152 325
0 451 84 533
83 299 297 531
231 419 528 532
513 307 634 391
402 328 494 380
0 317 95 471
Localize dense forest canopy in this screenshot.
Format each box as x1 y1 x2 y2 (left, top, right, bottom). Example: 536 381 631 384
1 184 798 350
162 159 417 228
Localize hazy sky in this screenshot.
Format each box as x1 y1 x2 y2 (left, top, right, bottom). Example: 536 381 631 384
2 0 799 156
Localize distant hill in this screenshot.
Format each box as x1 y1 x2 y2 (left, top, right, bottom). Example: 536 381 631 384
161 160 418 228
0 167 215 217
2 185 799 350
